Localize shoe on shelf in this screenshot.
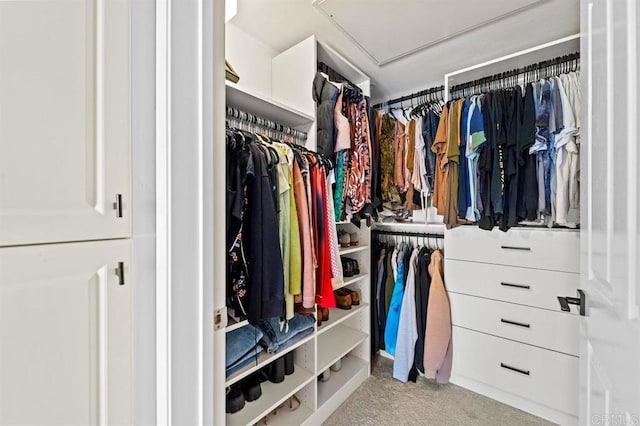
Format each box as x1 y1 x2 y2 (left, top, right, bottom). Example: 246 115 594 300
343 288 360 306
319 369 331 382
341 258 354 277
284 351 295 376
334 289 352 310
269 357 285 384
342 257 360 275
321 307 330 322
349 232 359 246
241 373 262 402
338 230 351 248
330 358 342 372
226 383 245 414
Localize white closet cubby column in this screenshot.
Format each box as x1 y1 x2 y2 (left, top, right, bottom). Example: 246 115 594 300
221 32 373 425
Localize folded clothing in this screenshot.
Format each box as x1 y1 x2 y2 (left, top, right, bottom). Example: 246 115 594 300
226 324 263 368
258 314 315 354
226 345 264 377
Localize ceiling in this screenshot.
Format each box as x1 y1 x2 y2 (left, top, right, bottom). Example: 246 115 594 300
230 0 580 103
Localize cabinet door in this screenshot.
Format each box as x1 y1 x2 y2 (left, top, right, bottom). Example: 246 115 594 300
0 239 132 425
0 0 131 246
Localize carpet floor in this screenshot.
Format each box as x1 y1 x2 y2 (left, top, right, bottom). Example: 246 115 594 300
323 356 554 426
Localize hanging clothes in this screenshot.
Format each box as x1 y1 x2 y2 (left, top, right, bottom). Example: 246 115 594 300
423 249 452 384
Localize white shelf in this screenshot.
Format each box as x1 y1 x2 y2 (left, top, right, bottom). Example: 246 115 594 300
333 273 369 290
317 325 368 373
226 82 314 127
226 316 249 333
317 355 368 408
226 333 315 387
317 303 369 337
339 245 368 256
226 365 315 426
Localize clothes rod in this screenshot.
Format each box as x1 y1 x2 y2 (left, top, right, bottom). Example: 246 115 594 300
373 85 444 109
226 106 308 140
318 61 362 93
449 51 580 94
371 229 444 239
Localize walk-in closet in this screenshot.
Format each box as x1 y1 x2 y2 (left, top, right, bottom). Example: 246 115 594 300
1 0 639 425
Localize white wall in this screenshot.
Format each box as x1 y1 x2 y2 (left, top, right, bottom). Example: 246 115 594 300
225 22 277 97
132 1 157 424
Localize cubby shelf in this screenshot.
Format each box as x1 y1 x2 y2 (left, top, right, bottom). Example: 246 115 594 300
226 82 314 128
225 333 315 387
317 355 368 408
334 273 369 290
317 303 369 337
339 245 369 256
317 325 368 373
226 365 315 426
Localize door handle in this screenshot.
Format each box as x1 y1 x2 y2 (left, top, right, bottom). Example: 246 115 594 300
557 289 585 316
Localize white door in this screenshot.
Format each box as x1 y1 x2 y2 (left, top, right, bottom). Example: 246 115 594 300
581 0 640 424
0 0 131 246
0 239 132 425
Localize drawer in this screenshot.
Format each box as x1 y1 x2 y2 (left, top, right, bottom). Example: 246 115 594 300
449 293 579 355
452 326 578 416
445 227 579 272
445 259 580 312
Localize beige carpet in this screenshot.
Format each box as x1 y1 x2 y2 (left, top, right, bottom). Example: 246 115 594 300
323 356 554 426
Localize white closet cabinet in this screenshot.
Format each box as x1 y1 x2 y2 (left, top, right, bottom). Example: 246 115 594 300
0 0 131 246
446 227 580 425
222 34 372 425
0 239 132 425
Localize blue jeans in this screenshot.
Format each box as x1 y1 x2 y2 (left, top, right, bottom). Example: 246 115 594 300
226 346 263 377
258 314 315 354
226 325 263 367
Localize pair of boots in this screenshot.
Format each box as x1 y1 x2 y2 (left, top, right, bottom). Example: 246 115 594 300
226 351 295 414
317 307 329 326
341 257 360 277
334 288 360 310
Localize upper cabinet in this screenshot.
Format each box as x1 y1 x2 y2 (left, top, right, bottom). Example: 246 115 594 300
0 0 131 246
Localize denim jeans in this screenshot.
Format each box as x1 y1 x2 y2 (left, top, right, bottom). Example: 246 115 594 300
226 346 263 377
258 313 315 354
226 325 263 367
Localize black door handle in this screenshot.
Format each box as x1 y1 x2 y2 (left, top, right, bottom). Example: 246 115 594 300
558 289 585 316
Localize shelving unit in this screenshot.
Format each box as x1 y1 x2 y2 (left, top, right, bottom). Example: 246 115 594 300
334 273 369 290
225 333 315 387
317 325 368 373
317 355 368 407
222 33 372 426
339 245 368 256
226 366 315 426
226 82 315 127
317 303 370 336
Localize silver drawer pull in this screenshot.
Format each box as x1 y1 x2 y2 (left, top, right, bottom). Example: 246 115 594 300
501 318 530 328
500 282 531 290
500 362 530 376
500 245 531 251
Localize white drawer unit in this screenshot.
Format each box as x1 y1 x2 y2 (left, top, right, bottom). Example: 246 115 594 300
445 227 580 425
451 327 579 421
445 227 580 273
446 259 580 312
449 293 579 356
